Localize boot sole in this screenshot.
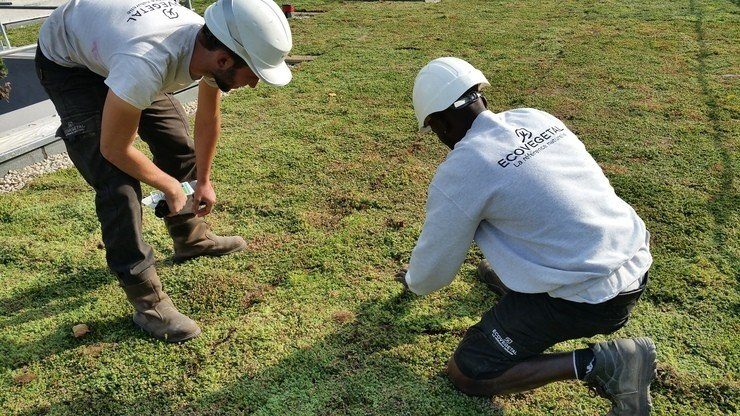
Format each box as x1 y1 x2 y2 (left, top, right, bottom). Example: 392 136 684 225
172 241 248 264
132 312 202 343
133 320 202 343
168 326 202 343
633 337 658 415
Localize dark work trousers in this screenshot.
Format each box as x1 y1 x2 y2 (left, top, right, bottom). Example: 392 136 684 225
35 46 196 285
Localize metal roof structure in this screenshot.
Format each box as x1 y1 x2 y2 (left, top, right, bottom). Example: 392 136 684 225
0 44 200 176
0 1 197 177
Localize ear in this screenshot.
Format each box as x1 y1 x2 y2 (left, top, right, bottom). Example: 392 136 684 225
215 50 234 70
428 114 448 136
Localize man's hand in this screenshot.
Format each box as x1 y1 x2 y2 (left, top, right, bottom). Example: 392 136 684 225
164 179 187 216
394 268 410 291
193 180 216 217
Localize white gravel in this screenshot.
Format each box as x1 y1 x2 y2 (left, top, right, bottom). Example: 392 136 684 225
182 99 198 115
0 152 74 193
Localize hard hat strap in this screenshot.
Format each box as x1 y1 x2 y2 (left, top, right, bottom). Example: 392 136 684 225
450 90 483 110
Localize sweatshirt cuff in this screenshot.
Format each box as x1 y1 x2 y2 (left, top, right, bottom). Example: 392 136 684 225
404 270 429 296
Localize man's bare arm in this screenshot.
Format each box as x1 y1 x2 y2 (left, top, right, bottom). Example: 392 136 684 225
99 90 186 214
191 79 222 216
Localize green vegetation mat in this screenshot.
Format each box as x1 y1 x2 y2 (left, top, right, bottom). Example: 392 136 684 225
1 0 738 414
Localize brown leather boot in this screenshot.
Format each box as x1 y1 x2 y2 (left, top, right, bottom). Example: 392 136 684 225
120 267 201 343
476 260 510 296
165 213 247 263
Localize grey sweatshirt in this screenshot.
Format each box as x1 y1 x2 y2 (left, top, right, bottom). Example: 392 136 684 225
405 108 652 303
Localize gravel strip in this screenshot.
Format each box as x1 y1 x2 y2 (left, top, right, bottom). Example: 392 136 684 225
182 99 198 115
0 152 74 193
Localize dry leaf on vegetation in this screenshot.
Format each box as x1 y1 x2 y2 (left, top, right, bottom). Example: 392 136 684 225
72 324 90 338
332 310 355 323
13 371 37 385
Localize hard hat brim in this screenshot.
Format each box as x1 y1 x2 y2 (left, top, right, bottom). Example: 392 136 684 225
251 61 292 87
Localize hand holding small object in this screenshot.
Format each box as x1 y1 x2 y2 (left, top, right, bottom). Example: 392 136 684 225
164 179 188 216
193 180 216 217
394 268 409 291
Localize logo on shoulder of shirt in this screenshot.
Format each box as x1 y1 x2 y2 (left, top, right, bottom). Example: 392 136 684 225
515 128 532 142
497 125 567 169
163 8 179 19
126 0 181 23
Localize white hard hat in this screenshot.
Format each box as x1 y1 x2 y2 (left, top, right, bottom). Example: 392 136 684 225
205 0 293 86
412 57 490 132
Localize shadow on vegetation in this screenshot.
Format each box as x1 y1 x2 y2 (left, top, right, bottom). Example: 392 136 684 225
33 286 499 415
0 314 132 371
172 292 493 415
0 266 110 318
689 0 739 277
0 265 140 370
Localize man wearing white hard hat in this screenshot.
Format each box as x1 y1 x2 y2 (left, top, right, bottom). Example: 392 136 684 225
34 0 292 342
396 57 656 415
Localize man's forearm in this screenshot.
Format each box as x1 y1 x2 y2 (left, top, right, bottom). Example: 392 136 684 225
194 128 218 183
193 81 221 183
99 90 179 194
103 144 178 193
404 185 480 295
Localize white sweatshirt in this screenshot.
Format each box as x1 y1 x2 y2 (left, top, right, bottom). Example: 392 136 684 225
405 108 652 303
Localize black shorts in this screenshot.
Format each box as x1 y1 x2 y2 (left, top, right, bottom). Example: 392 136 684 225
453 274 648 380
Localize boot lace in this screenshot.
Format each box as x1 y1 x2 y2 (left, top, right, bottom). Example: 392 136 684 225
586 381 616 406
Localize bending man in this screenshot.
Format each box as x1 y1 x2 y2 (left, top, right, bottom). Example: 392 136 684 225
35 0 293 342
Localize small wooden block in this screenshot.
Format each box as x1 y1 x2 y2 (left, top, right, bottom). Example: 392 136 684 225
286 55 317 64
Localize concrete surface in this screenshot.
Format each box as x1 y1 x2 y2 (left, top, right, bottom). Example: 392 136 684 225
0 1 65 26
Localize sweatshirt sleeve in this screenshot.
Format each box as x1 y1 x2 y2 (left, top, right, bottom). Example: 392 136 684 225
405 183 480 295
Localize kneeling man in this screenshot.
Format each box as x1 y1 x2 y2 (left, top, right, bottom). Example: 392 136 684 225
397 57 657 415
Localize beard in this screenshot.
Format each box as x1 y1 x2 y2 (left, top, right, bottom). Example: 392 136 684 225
213 66 238 92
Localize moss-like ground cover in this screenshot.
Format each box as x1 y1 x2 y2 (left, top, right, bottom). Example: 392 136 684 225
1 0 738 414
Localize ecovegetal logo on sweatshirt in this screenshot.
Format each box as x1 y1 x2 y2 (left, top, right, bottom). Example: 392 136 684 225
498 125 566 168
515 128 532 142
126 0 182 22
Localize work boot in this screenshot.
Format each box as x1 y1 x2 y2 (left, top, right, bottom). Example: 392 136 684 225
119 267 201 343
476 260 509 296
584 337 657 416
165 213 247 263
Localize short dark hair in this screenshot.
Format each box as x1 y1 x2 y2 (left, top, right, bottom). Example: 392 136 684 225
197 24 248 68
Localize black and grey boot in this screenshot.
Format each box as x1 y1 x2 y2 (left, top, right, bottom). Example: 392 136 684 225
584 337 657 416
165 213 247 263
476 260 510 296
120 267 201 343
